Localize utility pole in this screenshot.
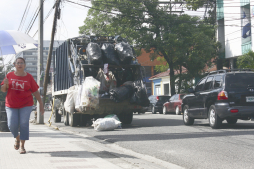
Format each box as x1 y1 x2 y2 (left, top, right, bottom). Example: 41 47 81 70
42 0 61 110
37 0 44 124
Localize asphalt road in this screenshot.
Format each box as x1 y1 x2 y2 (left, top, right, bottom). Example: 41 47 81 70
33 111 254 169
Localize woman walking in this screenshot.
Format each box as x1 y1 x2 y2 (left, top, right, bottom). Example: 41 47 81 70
1 57 44 154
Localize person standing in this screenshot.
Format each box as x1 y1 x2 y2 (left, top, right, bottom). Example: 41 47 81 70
1 57 44 154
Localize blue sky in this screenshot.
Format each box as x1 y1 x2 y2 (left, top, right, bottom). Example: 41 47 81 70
0 0 90 41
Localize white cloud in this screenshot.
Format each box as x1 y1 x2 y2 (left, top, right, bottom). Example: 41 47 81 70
0 0 90 40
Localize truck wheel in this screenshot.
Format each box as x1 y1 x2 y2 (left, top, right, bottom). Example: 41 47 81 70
54 110 61 123
226 118 237 124
63 110 69 126
152 106 156 114
209 105 222 129
119 113 133 124
183 105 194 125
68 113 79 127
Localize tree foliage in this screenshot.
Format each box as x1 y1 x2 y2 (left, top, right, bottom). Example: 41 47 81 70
237 50 254 69
79 0 219 95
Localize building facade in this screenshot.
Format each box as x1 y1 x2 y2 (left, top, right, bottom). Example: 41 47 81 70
19 40 64 80
217 0 253 67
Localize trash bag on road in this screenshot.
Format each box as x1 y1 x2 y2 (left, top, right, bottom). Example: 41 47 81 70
101 43 119 65
115 42 134 65
92 118 121 131
104 114 121 129
86 42 103 65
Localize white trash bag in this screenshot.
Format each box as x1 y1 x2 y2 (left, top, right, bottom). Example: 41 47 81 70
80 76 100 109
64 86 76 113
75 85 83 112
92 118 121 131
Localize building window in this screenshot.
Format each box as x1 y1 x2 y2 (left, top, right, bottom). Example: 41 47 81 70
155 85 161 95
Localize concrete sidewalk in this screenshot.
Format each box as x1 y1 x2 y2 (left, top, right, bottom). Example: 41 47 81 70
0 124 122 169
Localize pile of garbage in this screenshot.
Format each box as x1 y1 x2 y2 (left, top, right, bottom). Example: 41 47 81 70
86 41 137 66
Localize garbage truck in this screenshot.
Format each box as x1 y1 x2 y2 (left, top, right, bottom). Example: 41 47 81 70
51 35 149 127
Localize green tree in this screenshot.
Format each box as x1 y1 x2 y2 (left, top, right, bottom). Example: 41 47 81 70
237 50 254 69
79 0 219 95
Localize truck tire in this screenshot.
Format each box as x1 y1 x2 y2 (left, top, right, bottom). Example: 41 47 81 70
0 111 7 121
63 109 69 126
68 113 79 127
54 109 61 123
0 121 9 132
119 113 133 125
183 105 194 125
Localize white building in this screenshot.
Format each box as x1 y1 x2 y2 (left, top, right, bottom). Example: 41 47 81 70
19 40 64 80
217 0 253 68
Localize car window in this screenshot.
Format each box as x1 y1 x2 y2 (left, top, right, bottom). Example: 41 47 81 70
195 78 206 92
180 94 185 99
159 96 171 102
174 94 179 100
214 75 223 89
169 95 175 101
226 73 254 88
203 76 214 91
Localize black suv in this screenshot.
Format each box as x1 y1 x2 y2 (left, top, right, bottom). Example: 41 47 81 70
182 69 254 129
149 95 171 114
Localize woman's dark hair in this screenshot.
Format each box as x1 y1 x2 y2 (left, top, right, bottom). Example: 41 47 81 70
14 57 26 64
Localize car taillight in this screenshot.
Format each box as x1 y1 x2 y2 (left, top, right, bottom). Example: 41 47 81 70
230 109 238 113
156 96 159 100
217 91 228 100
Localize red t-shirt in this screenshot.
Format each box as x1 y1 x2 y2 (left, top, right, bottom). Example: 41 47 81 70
1 71 39 108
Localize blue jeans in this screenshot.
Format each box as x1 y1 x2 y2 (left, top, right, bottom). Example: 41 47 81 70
6 106 33 140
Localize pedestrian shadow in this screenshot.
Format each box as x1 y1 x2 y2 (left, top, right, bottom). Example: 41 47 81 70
29 150 136 159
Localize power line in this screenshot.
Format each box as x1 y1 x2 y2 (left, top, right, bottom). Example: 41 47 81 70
25 0 46 35
20 0 33 32
18 0 31 31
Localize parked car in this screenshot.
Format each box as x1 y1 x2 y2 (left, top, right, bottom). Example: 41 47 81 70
182 69 254 129
148 95 171 114
163 94 185 115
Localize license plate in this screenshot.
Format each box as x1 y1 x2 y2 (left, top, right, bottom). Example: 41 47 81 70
246 96 254 102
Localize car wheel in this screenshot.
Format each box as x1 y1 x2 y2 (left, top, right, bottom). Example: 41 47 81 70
209 105 222 129
152 106 156 114
163 106 167 115
175 106 180 115
226 118 237 124
183 105 194 125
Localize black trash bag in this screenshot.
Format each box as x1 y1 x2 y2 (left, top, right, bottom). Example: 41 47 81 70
115 42 134 65
130 81 150 107
109 81 134 103
86 42 103 65
101 43 119 65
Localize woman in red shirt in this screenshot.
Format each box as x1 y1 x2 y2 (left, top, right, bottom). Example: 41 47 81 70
1 57 44 154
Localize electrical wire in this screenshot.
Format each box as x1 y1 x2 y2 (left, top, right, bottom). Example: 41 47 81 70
20 0 33 32
18 0 31 31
